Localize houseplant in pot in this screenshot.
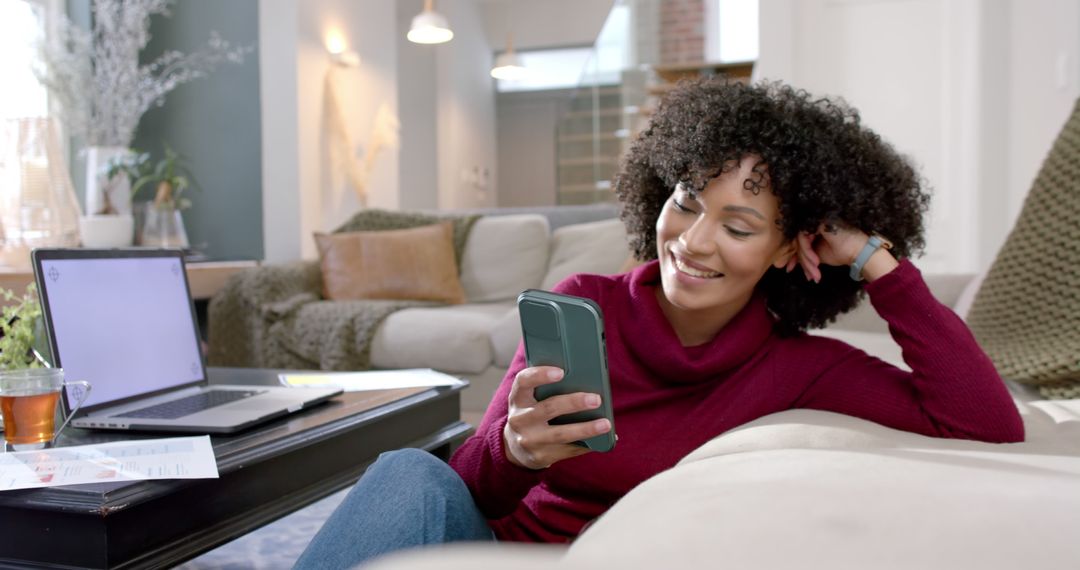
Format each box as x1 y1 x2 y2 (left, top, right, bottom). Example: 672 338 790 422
34 0 248 247
112 143 197 248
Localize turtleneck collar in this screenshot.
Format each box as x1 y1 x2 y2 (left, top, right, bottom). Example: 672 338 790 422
617 260 776 384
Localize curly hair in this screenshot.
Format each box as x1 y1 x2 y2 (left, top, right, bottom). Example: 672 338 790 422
614 79 930 336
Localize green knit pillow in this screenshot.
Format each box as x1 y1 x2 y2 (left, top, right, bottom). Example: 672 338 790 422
966 98 1080 399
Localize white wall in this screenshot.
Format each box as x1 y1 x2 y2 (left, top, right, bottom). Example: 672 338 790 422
757 0 1080 274
260 0 402 261
436 0 498 209
261 0 500 260
259 0 301 262
397 0 439 211
1006 0 1080 236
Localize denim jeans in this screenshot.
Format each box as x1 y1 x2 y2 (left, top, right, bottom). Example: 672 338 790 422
293 448 495 569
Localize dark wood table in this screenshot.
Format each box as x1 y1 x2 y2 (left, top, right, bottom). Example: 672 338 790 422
0 367 473 569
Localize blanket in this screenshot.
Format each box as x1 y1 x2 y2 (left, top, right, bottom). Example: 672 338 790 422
207 210 480 370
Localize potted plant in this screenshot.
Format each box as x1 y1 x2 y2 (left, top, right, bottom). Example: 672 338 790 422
110 144 197 247
0 284 49 372
34 0 249 247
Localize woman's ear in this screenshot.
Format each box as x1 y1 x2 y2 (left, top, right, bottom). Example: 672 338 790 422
772 239 798 269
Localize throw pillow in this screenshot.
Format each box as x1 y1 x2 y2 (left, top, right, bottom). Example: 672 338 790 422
540 218 631 290
332 209 481 269
966 97 1080 399
314 221 466 304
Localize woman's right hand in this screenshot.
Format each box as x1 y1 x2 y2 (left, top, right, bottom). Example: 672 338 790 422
502 366 612 470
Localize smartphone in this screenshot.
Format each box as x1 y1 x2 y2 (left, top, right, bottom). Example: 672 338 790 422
517 289 616 452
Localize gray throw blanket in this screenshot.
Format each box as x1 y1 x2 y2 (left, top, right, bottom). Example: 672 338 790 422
207 210 480 371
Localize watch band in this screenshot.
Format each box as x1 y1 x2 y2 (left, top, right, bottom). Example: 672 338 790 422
849 234 891 281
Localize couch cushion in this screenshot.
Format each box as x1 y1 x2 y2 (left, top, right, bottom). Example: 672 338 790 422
370 302 514 373
459 214 550 303
541 218 630 290
490 307 523 369
314 222 465 303
563 409 1080 570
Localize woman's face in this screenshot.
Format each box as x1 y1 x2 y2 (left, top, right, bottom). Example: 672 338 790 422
655 158 795 323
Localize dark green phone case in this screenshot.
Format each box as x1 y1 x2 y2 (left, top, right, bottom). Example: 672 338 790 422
517 289 616 452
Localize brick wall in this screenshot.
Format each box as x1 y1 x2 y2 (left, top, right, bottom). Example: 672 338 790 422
659 0 705 64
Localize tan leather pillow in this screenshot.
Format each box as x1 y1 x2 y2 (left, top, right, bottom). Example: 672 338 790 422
314 221 466 304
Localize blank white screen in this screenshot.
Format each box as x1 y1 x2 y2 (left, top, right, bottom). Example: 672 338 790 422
40 256 204 409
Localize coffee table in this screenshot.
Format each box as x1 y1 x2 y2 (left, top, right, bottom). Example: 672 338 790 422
0 367 472 569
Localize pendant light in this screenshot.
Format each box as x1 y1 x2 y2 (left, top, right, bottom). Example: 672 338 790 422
490 33 526 80
407 0 454 45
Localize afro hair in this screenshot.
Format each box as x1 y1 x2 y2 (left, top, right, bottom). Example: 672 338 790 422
614 79 931 336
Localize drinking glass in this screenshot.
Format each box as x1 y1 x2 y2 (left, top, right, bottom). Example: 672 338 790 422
0 368 91 451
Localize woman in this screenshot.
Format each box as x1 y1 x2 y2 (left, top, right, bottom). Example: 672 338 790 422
294 79 1023 569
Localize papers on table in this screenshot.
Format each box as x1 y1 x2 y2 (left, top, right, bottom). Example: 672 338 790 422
0 436 219 492
279 368 466 392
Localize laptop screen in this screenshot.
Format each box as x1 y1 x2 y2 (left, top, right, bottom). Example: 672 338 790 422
36 253 205 410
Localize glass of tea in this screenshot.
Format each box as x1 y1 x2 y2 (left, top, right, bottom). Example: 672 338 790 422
0 368 91 452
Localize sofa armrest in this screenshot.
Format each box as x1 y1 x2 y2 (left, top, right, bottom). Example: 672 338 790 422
207 262 322 367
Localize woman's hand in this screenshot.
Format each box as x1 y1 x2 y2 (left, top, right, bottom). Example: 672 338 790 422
502 366 612 470
785 222 871 283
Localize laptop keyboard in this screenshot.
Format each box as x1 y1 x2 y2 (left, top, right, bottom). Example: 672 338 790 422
118 390 265 419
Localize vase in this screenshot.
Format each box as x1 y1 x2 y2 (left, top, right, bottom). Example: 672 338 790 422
83 146 132 216
137 202 189 248
0 118 82 268
78 214 135 248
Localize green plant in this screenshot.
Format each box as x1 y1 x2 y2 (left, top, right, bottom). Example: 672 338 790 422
0 284 49 371
108 143 199 211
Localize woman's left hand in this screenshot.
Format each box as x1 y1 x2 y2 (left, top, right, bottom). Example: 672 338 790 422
785 222 869 283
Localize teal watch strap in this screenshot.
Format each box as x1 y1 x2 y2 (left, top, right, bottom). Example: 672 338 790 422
850 235 888 281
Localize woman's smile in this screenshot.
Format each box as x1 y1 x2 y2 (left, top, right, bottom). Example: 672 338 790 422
670 250 724 280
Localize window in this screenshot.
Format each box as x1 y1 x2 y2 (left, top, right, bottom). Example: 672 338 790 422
704 0 759 63
0 0 51 121
495 3 631 93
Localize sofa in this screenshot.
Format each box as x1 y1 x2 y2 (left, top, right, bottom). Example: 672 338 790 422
207 203 632 414
222 262 1066 570
359 278 1080 570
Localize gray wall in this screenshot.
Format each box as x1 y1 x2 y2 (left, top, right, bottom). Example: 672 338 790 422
133 0 263 261
495 88 571 207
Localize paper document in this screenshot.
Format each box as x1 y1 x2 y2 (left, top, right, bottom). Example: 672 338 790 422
0 436 219 492
280 368 465 392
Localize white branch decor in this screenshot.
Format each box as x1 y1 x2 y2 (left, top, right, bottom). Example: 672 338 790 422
34 0 251 147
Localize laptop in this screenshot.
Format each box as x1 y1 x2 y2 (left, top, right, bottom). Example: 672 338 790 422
31 248 342 434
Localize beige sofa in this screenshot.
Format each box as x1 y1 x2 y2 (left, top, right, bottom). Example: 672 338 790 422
361 271 1080 570
208 204 632 415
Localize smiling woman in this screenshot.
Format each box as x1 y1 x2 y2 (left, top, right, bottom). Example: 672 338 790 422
294 77 1024 569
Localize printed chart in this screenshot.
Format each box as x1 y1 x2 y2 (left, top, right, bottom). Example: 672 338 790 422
0 436 218 491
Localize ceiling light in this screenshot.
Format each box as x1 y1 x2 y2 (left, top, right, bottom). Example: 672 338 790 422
407 0 453 45
491 34 526 80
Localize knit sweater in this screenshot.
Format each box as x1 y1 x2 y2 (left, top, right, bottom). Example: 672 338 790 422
449 259 1024 543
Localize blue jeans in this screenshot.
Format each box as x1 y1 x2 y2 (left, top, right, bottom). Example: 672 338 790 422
293 448 495 569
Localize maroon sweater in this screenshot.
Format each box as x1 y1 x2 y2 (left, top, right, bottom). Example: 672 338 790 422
449 259 1024 543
